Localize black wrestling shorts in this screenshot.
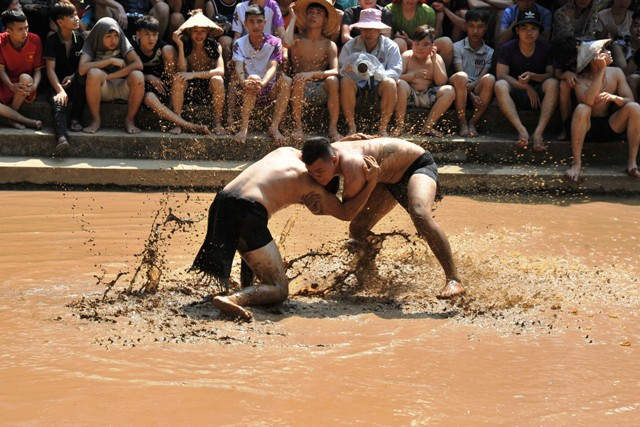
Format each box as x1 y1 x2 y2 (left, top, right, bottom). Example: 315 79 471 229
191 191 273 279
386 152 440 210
585 115 624 142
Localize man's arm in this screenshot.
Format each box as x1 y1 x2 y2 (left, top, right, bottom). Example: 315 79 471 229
574 57 607 106
105 50 143 80
496 62 526 89
303 156 380 221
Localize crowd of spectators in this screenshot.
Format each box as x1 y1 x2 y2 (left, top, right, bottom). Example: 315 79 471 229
0 0 639 179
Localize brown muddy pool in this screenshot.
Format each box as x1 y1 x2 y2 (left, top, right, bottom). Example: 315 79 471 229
1 190 638 424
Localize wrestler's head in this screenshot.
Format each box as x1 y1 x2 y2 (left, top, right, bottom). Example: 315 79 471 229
302 137 339 186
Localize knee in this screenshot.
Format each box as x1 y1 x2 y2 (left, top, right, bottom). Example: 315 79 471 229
543 77 558 91
450 72 467 88
394 38 407 53
170 12 184 28
481 73 496 86
19 73 33 85
626 101 640 115
86 68 105 83
397 79 410 97
210 75 224 88
152 1 169 17
218 35 232 50
128 70 144 85
573 103 591 118
340 77 356 92
434 37 453 53
494 79 509 95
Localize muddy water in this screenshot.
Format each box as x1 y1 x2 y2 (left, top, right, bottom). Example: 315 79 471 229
1 191 638 424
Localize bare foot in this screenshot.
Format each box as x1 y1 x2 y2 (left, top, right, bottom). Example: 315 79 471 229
291 127 304 143
70 120 83 132
124 120 141 134
378 127 390 137
347 125 357 136
458 122 470 137
626 167 640 178
234 129 248 143
436 280 466 299
532 133 547 152
515 131 529 148
328 128 343 142
565 164 582 182
169 126 182 135
556 129 568 141
82 120 101 134
269 127 286 145
32 120 42 130
468 123 479 137
8 120 25 130
212 296 252 321
424 126 444 138
213 124 226 135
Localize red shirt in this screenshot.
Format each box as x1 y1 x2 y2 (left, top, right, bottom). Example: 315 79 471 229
0 32 43 82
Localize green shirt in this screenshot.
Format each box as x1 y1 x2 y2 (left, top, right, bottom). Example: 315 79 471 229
385 3 435 36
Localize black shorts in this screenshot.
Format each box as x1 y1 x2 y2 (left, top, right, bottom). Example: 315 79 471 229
191 191 273 279
585 115 624 142
144 82 169 106
186 78 213 105
509 83 544 111
386 152 440 210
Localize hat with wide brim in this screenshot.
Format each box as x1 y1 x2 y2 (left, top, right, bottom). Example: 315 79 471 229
179 12 224 37
576 39 612 73
350 8 391 31
512 8 544 34
294 0 340 38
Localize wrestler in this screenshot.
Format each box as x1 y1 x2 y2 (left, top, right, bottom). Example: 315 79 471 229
283 0 342 142
302 135 465 299
192 147 380 321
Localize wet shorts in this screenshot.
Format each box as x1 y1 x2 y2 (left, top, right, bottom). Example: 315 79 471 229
509 83 544 111
101 78 129 102
585 115 624 142
303 80 327 106
144 81 169 105
185 78 212 105
191 191 273 279
407 86 440 109
386 152 440 210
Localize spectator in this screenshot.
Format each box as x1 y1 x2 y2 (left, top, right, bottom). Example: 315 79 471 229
0 9 43 129
385 0 453 69
44 2 86 154
565 39 640 181
232 0 286 41
595 0 634 68
497 0 552 44
0 0 21 32
78 17 145 134
552 0 607 42
171 12 225 134
494 9 558 151
553 35 579 140
449 8 495 137
230 5 291 143
94 0 170 39
284 0 342 141
341 0 392 45
339 8 401 136
395 24 454 136
622 10 640 100
135 15 211 134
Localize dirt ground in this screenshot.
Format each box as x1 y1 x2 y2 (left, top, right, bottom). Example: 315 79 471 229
1 190 638 424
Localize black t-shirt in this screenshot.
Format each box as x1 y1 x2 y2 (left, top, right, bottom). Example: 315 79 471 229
134 39 168 79
43 30 84 80
213 0 238 22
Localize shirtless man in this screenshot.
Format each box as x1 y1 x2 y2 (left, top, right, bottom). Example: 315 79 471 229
284 0 342 142
192 146 380 321
302 135 465 299
394 25 454 137
566 39 640 181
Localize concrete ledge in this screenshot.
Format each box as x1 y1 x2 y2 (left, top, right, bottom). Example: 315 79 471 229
0 127 629 165
2 156 638 193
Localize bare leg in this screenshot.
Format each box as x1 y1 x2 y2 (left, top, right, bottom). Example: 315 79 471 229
532 78 559 152
149 2 169 40
392 79 411 136
340 77 358 135
406 174 463 298
423 85 455 137
210 75 226 134
495 79 528 148
124 70 144 134
9 74 32 115
566 103 591 182
349 184 399 239
627 74 640 102
434 37 453 71
144 92 210 134
170 75 187 135
212 241 289 321
324 76 343 141
83 68 106 133
234 85 257 143
269 75 291 144
557 79 572 140
226 77 238 131
290 76 307 142
393 37 408 54
377 77 397 137
449 71 469 137
0 103 41 129
468 74 495 137
608 102 640 176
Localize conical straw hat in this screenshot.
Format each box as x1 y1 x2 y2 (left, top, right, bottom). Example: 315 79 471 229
294 0 340 38
179 12 224 37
